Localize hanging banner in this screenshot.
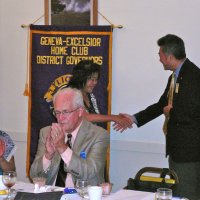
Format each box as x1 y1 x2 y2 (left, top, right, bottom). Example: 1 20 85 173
27 25 112 174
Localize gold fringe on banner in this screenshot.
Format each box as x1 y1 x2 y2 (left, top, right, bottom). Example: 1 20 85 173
23 83 29 96
21 14 44 97
23 27 30 96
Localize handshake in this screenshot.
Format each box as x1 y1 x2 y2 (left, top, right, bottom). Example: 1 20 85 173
111 113 135 133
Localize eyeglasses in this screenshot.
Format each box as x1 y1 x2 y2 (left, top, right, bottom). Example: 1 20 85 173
53 107 80 117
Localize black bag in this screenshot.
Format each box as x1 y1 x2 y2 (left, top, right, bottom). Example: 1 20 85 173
125 167 179 194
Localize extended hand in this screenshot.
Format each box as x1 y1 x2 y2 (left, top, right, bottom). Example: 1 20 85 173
112 113 134 132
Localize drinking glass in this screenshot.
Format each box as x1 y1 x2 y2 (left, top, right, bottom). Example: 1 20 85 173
156 188 172 200
75 179 88 199
2 171 17 199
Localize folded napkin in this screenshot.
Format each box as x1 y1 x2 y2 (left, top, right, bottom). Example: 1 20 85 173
34 184 51 193
14 191 63 200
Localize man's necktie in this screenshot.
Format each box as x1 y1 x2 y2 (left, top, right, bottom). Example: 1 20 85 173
163 73 175 135
55 133 72 187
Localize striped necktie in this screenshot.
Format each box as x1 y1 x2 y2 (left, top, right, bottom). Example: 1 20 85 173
163 73 175 135
55 133 72 187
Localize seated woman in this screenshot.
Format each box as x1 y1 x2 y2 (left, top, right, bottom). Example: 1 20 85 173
0 131 16 174
68 60 132 132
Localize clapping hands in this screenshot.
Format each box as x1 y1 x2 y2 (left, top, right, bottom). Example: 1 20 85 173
45 123 68 160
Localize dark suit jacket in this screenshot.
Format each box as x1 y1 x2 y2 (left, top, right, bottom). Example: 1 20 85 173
30 119 110 186
134 59 200 162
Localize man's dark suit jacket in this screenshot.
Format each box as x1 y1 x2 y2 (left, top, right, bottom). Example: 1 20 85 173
134 58 200 162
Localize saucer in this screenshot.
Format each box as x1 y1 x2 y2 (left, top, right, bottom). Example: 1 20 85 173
60 193 81 200
51 187 64 192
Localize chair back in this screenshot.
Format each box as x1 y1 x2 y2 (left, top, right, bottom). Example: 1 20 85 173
135 167 179 184
125 167 179 194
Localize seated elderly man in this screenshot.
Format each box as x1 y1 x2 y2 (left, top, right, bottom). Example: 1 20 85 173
30 87 110 187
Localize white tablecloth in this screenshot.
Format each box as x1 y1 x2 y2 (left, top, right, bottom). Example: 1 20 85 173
105 189 155 200
13 182 155 200
12 182 156 200
0 181 182 200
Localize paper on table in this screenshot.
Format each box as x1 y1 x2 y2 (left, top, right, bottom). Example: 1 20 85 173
103 189 155 200
13 181 35 193
14 181 66 194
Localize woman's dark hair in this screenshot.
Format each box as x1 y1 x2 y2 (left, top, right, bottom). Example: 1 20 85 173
68 60 101 89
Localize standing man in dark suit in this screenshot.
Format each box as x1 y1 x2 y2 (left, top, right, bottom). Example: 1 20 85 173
121 34 200 199
30 87 109 187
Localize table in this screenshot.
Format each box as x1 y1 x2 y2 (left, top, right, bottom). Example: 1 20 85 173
0 181 181 200
12 182 156 199
104 189 155 200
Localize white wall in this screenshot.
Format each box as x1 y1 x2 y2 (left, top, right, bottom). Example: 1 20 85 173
1 0 200 191
99 0 200 191
0 0 44 182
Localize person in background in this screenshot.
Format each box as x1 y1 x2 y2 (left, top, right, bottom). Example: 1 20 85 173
121 34 200 200
0 131 16 174
68 60 132 132
30 87 109 187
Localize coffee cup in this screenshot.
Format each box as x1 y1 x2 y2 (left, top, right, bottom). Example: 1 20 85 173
88 186 103 200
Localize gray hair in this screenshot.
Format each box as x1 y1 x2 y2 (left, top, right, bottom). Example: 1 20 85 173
53 87 84 108
157 34 186 60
